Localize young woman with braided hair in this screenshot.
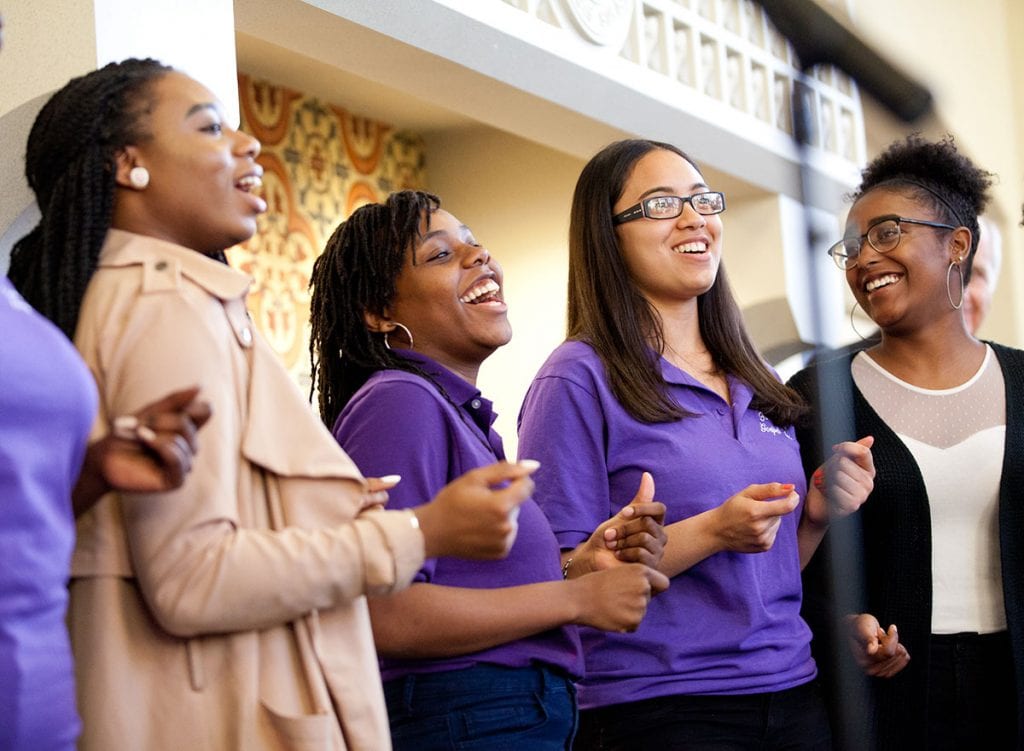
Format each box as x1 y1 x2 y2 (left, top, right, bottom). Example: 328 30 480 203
308 189 669 750
0 32 210 751
789 134 1024 749
9 59 539 750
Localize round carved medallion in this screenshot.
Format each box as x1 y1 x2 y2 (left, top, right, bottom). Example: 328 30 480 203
562 0 633 48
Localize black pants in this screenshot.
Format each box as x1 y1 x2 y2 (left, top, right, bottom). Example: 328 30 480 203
927 631 1016 751
574 680 831 751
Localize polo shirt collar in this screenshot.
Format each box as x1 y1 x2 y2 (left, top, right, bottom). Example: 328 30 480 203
658 352 756 413
392 348 501 436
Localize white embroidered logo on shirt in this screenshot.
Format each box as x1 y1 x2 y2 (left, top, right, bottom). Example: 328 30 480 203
759 412 792 439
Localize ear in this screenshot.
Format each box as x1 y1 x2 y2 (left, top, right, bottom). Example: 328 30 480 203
950 226 972 264
363 308 393 334
113 147 142 188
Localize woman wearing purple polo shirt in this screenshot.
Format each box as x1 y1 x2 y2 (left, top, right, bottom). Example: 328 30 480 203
309 189 670 750
517 139 875 750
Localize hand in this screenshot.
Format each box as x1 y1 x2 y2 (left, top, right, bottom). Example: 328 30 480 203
74 386 212 517
570 563 670 632
804 436 875 528
362 474 401 510
711 483 800 553
567 472 667 577
414 460 537 560
845 613 910 678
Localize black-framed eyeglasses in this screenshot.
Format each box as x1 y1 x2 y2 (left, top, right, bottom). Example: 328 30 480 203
827 215 957 270
612 191 726 225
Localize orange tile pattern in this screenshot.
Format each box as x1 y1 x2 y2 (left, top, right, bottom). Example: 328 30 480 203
230 73 427 386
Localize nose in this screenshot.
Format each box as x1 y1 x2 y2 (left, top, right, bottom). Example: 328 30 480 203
465 243 491 266
675 202 706 229
232 127 261 159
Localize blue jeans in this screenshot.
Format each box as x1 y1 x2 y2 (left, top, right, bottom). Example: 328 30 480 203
575 680 831 750
383 663 578 750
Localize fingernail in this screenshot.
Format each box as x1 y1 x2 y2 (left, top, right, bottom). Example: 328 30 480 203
379 474 401 485
781 483 795 491
137 425 157 442
518 459 540 472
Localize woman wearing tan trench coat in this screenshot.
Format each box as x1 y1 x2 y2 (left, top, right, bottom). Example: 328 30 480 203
8 60 534 751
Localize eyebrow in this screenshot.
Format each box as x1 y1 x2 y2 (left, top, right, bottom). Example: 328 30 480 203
638 182 708 200
185 102 220 118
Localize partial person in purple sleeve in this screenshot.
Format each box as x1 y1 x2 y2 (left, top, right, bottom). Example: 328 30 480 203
309 189 670 750
516 139 876 750
0 17 210 751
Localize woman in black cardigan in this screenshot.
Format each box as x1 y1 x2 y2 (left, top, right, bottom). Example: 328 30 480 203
789 134 1024 751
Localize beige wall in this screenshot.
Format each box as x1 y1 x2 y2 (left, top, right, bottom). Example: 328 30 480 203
423 127 583 455
849 0 1024 346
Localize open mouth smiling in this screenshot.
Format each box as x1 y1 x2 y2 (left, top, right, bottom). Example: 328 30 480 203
459 278 502 304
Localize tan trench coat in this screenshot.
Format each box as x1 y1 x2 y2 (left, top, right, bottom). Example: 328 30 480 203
69 230 424 750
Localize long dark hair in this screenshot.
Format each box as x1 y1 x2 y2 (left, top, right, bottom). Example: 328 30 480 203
7 58 173 338
309 190 440 430
851 133 993 283
568 139 806 426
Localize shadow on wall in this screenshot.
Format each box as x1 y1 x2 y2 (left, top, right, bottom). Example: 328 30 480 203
743 296 817 366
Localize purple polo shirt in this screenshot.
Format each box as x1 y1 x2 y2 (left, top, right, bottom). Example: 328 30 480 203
1 276 96 749
517 340 815 709
331 351 582 682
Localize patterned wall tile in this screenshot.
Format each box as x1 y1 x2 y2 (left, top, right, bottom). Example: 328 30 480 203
230 73 427 388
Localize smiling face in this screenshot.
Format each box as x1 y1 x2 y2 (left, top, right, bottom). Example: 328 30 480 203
844 187 968 335
383 209 511 379
115 71 266 254
612 149 723 312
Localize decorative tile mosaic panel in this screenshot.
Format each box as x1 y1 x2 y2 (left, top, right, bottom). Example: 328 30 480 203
230 73 427 387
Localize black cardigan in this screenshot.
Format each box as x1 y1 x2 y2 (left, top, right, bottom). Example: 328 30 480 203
788 342 1024 751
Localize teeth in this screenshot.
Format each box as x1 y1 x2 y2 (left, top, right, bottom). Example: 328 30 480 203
236 174 262 192
672 241 707 254
460 279 500 303
865 274 900 292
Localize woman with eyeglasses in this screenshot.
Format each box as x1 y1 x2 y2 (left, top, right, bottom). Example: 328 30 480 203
517 138 875 749
308 190 669 750
788 134 1023 750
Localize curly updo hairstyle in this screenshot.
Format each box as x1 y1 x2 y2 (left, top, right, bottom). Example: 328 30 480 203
7 58 172 338
852 134 994 282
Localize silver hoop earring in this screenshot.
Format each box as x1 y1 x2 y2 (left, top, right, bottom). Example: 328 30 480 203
383 322 414 350
946 262 965 310
850 301 871 341
129 166 150 190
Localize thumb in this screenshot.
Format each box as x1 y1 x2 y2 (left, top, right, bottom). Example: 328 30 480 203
630 471 655 506
140 384 202 414
757 492 800 518
855 435 875 448
475 459 540 486
747 482 796 501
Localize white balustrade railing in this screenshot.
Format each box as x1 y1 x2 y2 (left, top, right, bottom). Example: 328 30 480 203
498 0 864 166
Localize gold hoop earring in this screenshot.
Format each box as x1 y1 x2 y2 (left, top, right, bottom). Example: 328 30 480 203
384 322 414 350
946 262 964 310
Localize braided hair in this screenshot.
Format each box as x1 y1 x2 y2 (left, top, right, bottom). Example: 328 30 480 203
852 133 994 282
309 190 440 430
7 58 171 338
